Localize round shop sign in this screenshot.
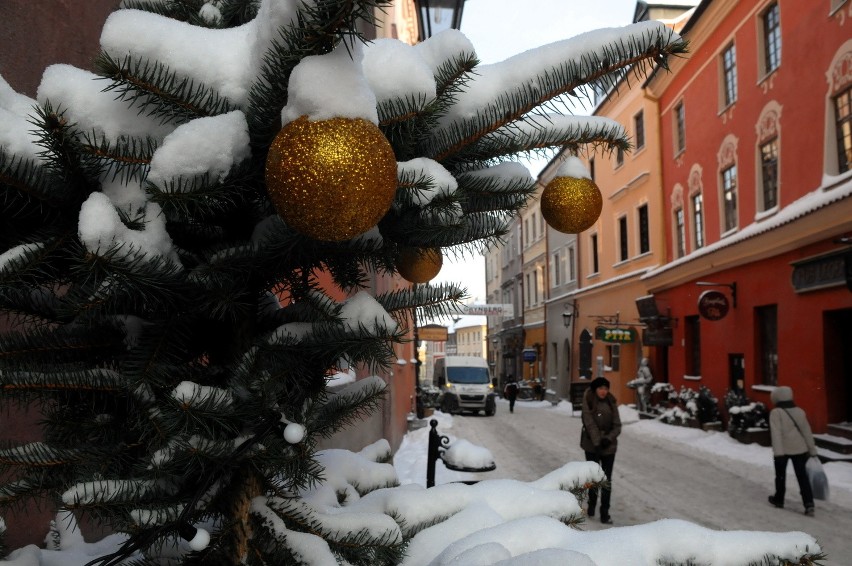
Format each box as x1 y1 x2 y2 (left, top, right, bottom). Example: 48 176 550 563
698 290 729 321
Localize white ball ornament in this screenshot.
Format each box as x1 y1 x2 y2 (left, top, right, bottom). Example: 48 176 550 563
187 527 210 551
284 422 306 444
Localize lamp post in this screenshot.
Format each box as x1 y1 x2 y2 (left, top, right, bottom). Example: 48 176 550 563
563 301 578 388
415 0 466 42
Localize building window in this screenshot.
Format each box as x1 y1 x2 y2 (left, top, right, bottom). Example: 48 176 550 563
638 204 650 254
674 207 686 258
607 344 620 371
721 165 738 232
835 86 852 174
616 147 624 168
618 216 628 262
590 233 599 274
760 138 779 209
589 158 596 181
691 192 704 249
634 110 645 149
533 269 539 304
761 3 781 75
685 315 701 377
525 273 531 307
551 251 562 287
674 101 686 154
757 305 778 386
721 43 737 107
568 245 576 281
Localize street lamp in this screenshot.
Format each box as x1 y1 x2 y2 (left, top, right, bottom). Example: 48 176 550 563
562 301 578 327
415 0 466 42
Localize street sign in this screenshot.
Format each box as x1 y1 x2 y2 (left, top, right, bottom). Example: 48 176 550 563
461 304 514 317
522 348 537 362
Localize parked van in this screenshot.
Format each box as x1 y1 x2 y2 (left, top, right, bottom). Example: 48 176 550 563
433 356 496 416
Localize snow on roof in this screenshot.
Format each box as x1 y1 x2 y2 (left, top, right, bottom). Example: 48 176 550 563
644 174 852 281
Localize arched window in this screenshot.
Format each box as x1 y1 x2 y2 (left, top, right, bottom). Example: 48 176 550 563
825 40 852 176
671 184 686 258
717 135 739 234
755 101 782 213
688 165 704 249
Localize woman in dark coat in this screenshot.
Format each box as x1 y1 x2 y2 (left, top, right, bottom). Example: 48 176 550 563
580 376 621 524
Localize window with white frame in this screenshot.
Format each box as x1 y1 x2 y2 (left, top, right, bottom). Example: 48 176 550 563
674 101 686 154
674 207 686 258
718 137 738 233
760 3 781 76
618 215 629 262
721 165 738 232
590 233 599 274
835 85 852 173
756 102 781 211
721 43 737 107
567 245 576 281
551 251 562 287
691 192 704 249
760 138 779 209
637 204 650 254
616 147 624 168
634 110 645 149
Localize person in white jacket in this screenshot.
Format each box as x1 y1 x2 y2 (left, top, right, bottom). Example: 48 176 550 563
767 386 818 516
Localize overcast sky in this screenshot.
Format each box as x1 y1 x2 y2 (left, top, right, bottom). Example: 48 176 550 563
431 0 637 308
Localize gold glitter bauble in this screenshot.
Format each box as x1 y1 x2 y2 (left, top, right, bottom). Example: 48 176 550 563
396 247 443 284
540 176 603 234
265 116 398 241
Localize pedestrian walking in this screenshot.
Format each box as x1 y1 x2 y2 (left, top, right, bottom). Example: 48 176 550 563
767 385 818 516
580 376 621 524
503 377 519 413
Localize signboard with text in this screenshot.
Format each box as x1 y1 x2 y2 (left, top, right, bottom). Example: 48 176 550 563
418 324 448 341
461 304 515 317
698 290 729 321
595 326 636 343
595 326 636 344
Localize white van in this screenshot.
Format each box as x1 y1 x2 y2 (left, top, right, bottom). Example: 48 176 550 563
433 356 496 416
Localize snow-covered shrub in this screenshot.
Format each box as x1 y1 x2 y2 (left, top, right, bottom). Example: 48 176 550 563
727 402 769 436
695 386 721 424
657 385 721 426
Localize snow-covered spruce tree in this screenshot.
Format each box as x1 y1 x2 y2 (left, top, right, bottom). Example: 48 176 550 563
0 1 820 565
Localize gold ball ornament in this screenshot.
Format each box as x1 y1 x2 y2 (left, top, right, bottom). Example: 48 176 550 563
540 176 603 234
265 116 398 241
396 247 443 284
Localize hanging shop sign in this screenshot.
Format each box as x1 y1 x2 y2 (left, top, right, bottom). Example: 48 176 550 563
698 290 729 321
522 348 538 362
418 324 448 341
595 326 636 343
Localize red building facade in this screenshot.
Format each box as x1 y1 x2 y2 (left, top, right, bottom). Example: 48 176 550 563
644 0 852 432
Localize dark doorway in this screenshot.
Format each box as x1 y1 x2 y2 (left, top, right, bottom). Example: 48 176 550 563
824 308 852 423
729 354 745 390
578 329 593 379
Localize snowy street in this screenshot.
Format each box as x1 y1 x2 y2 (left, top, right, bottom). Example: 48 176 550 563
418 399 852 565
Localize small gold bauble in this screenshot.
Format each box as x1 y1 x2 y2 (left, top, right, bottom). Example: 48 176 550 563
265 116 398 241
396 247 443 284
540 176 603 234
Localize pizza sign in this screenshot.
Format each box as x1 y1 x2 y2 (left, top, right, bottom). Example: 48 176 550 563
698 290 729 321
